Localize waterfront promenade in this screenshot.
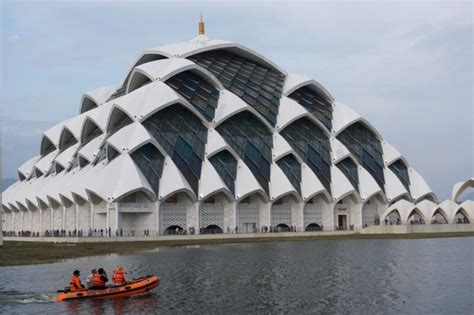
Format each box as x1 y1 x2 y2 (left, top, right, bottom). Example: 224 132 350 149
4 224 473 243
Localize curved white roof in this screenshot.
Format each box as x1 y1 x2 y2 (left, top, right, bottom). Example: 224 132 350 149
451 177 474 202
3 34 442 230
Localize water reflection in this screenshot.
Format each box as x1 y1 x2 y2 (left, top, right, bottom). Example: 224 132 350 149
0 237 473 314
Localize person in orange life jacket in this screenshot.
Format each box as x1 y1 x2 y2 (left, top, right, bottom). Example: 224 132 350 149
69 270 86 292
91 268 109 289
112 265 130 285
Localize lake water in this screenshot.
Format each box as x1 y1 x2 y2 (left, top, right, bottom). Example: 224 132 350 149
0 237 473 314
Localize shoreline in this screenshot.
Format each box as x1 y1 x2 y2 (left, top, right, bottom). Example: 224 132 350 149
1 231 473 267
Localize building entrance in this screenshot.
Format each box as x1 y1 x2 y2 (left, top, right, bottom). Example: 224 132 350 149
338 214 348 230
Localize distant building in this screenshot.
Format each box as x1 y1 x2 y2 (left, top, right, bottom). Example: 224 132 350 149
1 19 473 236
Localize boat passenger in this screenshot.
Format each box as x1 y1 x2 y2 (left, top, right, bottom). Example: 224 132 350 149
69 270 86 292
91 268 108 289
112 265 129 285
86 269 97 289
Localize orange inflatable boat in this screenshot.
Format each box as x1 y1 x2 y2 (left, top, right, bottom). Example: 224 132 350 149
55 275 159 302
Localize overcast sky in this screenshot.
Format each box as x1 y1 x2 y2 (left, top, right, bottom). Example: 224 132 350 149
1 1 472 200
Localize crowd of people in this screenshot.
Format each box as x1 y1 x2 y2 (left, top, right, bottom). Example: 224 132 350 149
68 265 133 292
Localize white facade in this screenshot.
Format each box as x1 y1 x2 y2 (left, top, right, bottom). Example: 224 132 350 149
2 34 473 237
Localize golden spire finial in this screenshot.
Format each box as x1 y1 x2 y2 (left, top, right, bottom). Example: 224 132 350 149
198 13 205 35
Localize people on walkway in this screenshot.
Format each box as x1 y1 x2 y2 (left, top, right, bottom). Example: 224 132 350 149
69 270 86 292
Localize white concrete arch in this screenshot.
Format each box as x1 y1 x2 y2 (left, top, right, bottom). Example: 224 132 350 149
301 163 330 202
80 116 104 143
107 122 154 155
199 158 233 201
408 168 437 203
42 121 64 154
105 106 134 135
405 207 428 224
382 141 409 167
283 73 334 101
92 154 156 202
381 199 413 224
84 101 114 132
411 199 437 221
331 165 361 204
78 135 105 164
18 155 41 181
359 166 386 203
158 156 196 202
452 178 474 202
269 163 300 202
54 144 79 170
436 200 458 223
112 82 211 130
330 137 355 165
272 134 304 164
332 101 382 140
58 126 79 152
384 167 411 203
213 92 274 133
40 135 57 157
80 85 117 114
429 207 450 224
141 39 285 75
235 160 269 203
276 96 331 136
34 150 58 175
454 201 473 222
127 58 224 94
205 129 240 161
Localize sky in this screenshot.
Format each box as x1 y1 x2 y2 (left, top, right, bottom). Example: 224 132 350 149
1 1 473 201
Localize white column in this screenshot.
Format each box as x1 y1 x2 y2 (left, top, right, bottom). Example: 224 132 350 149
106 202 110 236
62 205 66 231
155 201 161 235
21 212 24 231
90 202 94 230
50 208 53 231
39 209 43 235
115 202 122 236
75 203 79 233
29 210 33 231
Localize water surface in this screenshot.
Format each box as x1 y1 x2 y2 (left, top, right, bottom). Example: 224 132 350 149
1 237 473 314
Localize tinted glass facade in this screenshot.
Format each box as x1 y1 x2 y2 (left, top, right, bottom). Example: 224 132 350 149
336 157 359 192
389 159 410 192
165 70 220 121
276 154 301 194
288 85 333 130
216 111 272 194
189 50 285 127
142 104 207 194
280 117 332 193
337 122 385 190
131 143 165 195
208 150 237 195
